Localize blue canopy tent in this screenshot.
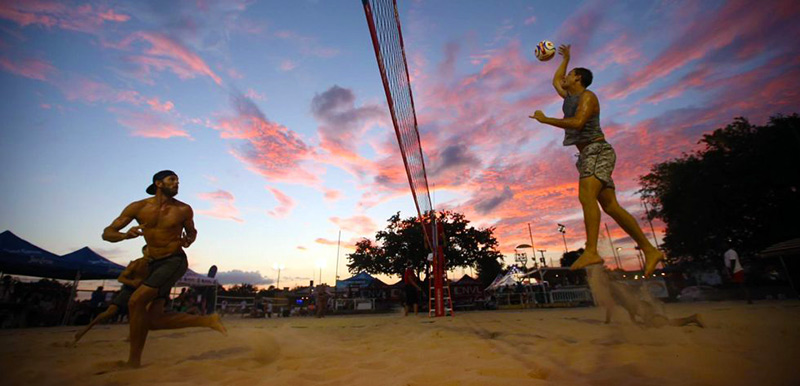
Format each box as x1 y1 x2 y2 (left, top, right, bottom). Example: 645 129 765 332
0 230 74 279
60 247 126 280
335 272 381 291
1 230 128 324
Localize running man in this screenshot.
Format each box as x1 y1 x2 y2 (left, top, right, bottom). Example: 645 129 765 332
102 170 225 367
403 264 421 316
529 44 664 276
73 246 150 344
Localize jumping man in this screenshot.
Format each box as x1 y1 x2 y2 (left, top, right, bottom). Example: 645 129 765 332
530 44 665 276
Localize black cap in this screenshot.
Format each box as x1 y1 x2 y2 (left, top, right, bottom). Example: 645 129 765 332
146 170 177 195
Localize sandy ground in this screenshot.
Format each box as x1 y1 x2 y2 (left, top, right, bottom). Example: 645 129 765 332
1 301 799 386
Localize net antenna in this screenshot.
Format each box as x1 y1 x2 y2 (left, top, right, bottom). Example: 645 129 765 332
363 0 449 317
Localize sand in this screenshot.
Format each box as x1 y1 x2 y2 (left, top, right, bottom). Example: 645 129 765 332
1 301 799 386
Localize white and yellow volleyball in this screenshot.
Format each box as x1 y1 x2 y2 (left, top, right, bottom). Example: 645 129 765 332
534 40 556 61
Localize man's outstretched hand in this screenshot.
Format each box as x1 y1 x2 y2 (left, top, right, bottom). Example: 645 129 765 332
558 44 571 60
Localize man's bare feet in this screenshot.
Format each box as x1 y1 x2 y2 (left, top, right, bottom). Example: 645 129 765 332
73 330 85 344
570 250 604 270
124 359 141 369
693 314 705 328
209 313 227 335
643 248 665 276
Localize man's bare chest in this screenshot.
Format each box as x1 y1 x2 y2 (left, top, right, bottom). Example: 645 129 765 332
137 205 184 229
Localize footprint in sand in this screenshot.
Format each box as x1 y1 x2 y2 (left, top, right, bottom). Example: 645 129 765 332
181 346 251 362
93 360 144 375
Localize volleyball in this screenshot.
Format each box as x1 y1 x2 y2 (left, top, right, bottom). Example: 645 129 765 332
535 40 556 61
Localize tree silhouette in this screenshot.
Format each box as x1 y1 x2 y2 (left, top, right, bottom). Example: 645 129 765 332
347 211 505 288
639 114 800 268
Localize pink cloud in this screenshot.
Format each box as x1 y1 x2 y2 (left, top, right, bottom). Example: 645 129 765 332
329 215 378 236
146 98 174 112
54 76 143 104
323 189 342 202
279 59 297 71
197 190 243 222
0 1 129 33
215 92 318 185
602 0 800 100
244 89 266 101
0 56 55 80
314 237 357 251
267 187 296 218
115 32 222 85
109 107 190 139
98 9 129 22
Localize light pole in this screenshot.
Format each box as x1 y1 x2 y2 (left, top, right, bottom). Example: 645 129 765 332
557 223 568 253
537 249 547 268
514 244 530 270
316 260 326 285
273 263 285 289
616 247 624 270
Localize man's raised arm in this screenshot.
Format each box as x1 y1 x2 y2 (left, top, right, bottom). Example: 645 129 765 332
102 202 144 242
552 44 571 98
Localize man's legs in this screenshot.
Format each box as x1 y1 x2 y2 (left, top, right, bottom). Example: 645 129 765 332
597 188 664 275
146 298 226 333
571 176 605 270
74 305 119 344
127 285 159 367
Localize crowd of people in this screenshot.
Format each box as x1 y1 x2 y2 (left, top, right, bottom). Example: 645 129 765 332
0 276 71 328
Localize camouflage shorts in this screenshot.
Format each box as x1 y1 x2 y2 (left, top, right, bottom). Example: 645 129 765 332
576 141 616 189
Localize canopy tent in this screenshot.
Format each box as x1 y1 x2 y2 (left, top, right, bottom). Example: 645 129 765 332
759 238 800 258
335 272 386 291
452 274 481 286
451 274 484 305
176 268 219 287
485 271 519 291
759 238 800 297
0 230 74 279
60 247 126 280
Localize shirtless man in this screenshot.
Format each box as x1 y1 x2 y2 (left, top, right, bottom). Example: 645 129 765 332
102 170 225 367
529 44 664 277
73 245 150 345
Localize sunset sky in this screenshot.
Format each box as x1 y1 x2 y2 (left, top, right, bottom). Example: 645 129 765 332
1 0 798 288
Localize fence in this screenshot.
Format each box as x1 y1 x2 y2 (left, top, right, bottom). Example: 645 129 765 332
549 287 593 304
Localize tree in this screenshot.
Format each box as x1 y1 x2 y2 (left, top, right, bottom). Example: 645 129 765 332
347 211 505 288
639 114 800 268
222 283 257 297
560 248 584 268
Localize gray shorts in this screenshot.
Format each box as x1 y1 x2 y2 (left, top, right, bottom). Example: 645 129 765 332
142 251 188 299
110 285 136 309
576 141 616 189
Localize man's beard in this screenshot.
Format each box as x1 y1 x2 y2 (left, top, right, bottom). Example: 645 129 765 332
162 186 178 197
